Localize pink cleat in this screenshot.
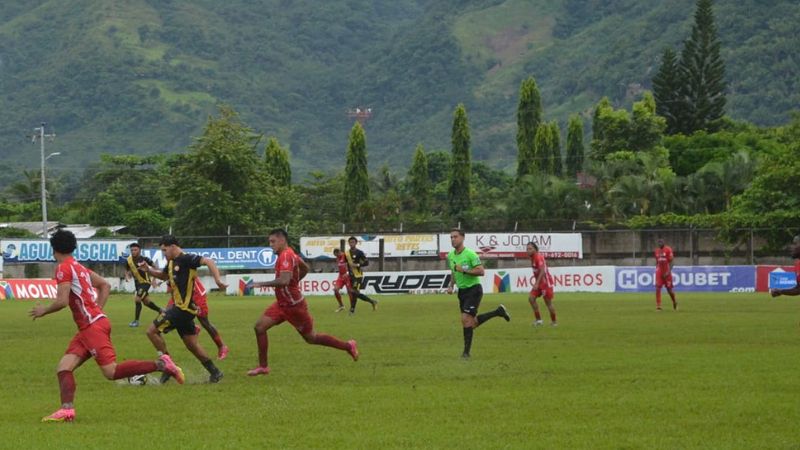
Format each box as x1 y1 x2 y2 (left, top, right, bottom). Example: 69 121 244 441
347 340 359 361
159 354 185 385
42 408 75 423
247 366 271 376
217 345 229 360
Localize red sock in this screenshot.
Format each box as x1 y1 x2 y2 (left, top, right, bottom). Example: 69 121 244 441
113 360 158 380
534 310 541 320
57 370 76 405
334 291 343 306
212 332 225 349
311 333 349 351
550 311 557 322
656 289 662 307
257 332 269 367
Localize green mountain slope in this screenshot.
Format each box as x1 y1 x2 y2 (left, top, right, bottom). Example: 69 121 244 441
0 0 797 183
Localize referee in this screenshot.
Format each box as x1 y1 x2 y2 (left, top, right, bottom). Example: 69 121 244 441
446 228 510 359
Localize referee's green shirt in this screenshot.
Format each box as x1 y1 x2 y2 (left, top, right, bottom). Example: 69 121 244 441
447 247 482 289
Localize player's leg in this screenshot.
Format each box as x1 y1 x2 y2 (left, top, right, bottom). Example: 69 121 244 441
332 279 345 310
198 315 228 360
349 287 359 314
146 322 170 355
544 290 557 325
42 353 85 421
353 277 378 309
665 274 677 309
249 304 281 375
529 291 543 325
474 286 509 327
130 295 143 327
180 331 223 383
140 289 163 314
292 304 358 360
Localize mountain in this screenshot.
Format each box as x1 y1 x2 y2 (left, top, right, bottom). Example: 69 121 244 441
0 0 797 186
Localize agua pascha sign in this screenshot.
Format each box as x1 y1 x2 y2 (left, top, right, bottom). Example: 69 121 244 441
300 235 438 259
438 232 583 259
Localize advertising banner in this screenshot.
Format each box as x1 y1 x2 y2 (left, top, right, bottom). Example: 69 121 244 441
487 266 615 294
1 239 137 264
0 277 122 300
768 271 797 290
615 266 755 293
437 232 583 259
755 265 795 292
141 247 277 270
300 235 438 259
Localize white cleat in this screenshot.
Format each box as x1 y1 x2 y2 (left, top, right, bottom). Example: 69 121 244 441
533 320 543 327
551 322 558 327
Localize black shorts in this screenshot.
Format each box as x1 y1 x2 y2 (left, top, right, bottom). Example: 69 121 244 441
134 283 151 299
457 284 483 317
153 307 196 337
352 277 365 290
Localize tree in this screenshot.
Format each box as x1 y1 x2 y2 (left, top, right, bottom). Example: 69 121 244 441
344 122 370 217
534 123 552 174
407 144 431 213
652 48 683 134
549 121 563 177
565 114 585 178
448 104 472 218
516 77 543 178
264 137 291 185
678 0 726 134
629 92 666 152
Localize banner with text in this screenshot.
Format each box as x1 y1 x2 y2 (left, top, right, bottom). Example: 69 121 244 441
755 265 796 291
141 247 278 270
2 239 137 264
615 266 755 293
300 234 438 259
0 278 123 300
437 232 583 259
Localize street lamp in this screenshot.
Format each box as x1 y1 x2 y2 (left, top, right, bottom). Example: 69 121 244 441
32 123 57 238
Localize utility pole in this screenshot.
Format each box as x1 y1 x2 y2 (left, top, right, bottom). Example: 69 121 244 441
32 123 57 238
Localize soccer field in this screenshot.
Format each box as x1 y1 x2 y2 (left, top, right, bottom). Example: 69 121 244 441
1 291 798 449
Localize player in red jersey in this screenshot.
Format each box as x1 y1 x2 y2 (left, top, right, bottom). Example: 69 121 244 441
655 238 678 311
331 248 354 312
29 229 184 423
770 236 800 298
166 278 229 360
527 242 557 326
247 229 359 376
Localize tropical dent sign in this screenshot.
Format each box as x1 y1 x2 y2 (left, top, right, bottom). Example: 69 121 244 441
615 266 755 293
1 239 137 263
300 234 438 259
438 233 583 259
141 247 277 270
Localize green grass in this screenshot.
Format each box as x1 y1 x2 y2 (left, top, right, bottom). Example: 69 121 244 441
1 292 799 449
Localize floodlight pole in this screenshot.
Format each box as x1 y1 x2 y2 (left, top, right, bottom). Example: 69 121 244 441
33 123 56 238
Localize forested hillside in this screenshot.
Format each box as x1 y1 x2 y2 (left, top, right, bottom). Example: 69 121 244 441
0 0 797 183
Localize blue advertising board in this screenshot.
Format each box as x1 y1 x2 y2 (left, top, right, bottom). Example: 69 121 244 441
141 247 277 270
1 239 137 263
768 271 797 289
615 266 755 293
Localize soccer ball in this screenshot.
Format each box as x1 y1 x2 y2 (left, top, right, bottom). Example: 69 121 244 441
128 374 148 386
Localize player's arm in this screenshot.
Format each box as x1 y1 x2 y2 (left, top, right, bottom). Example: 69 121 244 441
357 252 369 268
90 271 112 309
446 258 456 294
29 282 71 320
200 257 228 290
140 261 168 281
253 271 292 288
298 258 310 280
534 262 546 286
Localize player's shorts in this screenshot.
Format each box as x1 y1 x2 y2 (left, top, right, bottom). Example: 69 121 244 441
530 285 554 301
457 284 483 317
263 300 314 335
351 276 365 290
134 283 151 299
153 307 197 337
334 275 352 291
656 271 674 289
65 317 116 366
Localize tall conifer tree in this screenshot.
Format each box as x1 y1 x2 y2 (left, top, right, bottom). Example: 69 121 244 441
516 77 543 178
344 122 369 216
565 114 585 178
448 104 472 217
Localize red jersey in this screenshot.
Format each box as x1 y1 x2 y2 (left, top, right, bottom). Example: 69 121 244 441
655 246 673 273
54 256 106 330
336 253 349 277
274 247 305 307
530 253 553 288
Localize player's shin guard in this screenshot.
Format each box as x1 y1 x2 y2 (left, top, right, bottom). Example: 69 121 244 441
112 361 158 379
134 302 142 321
462 327 473 355
57 370 76 405
256 332 269 367
311 333 349 350
357 293 376 304
145 301 162 313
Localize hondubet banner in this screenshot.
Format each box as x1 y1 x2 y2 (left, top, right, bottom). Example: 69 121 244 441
141 247 278 270
300 235 438 259
1 239 137 264
615 266 755 293
437 232 583 259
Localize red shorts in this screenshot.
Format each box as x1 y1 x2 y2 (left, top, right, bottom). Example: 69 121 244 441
194 294 209 318
65 318 116 366
530 285 554 301
656 271 674 289
334 275 351 291
263 300 314 335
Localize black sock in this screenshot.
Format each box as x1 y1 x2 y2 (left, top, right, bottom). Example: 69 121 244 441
145 301 162 313
134 302 142 321
357 293 376 304
463 327 473 355
349 294 357 312
201 359 220 374
477 309 500 325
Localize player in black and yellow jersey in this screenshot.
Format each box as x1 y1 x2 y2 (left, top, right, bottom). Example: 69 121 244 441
124 243 163 327
140 235 227 383
346 236 378 314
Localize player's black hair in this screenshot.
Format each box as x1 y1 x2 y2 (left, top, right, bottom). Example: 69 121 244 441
269 228 289 240
129 242 141 249
528 242 539 251
333 248 341 255
50 229 77 254
450 228 465 237
347 236 357 243
159 235 180 247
